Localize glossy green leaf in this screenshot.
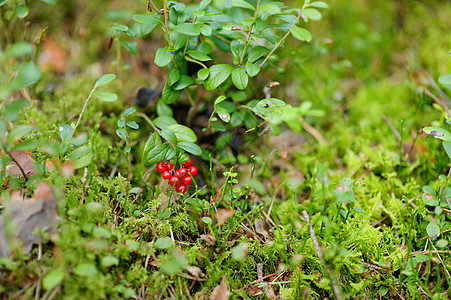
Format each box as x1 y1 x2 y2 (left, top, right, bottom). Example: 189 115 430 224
15 62 41 87
142 133 161 164
172 75 194 90
439 74 451 86
216 107 230 123
156 99 173 116
245 62 260 77
126 121 139 129
94 74 116 89
199 0 211 10
122 107 136 117
120 41 137 53
309 1 328 8
214 95 227 106
443 141 451 160
231 68 248 90
43 269 65 290
155 46 175 67
423 126 451 142
147 144 169 165
155 237 173 249
302 8 322 20
232 0 254 10
74 263 98 277
59 125 73 143
162 84 181 104
93 91 118 102
16 5 29 18
247 46 269 63
186 50 211 61
197 68 209 80
204 64 232 90
200 24 212 36
290 26 312 42
112 24 128 32
161 128 177 145
132 14 163 25
116 128 126 141
101 256 119 267
172 23 201 36
166 124 197 142
7 125 32 145
11 140 38 151
153 116 177 129
177 141 202 155
118 120 126 130
167 68 181 87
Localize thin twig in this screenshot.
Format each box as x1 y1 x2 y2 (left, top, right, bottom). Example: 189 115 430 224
301 120 327 144
239 0 261 66
382 114 401 141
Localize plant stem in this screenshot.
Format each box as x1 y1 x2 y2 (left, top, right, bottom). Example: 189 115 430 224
34 26 48 64
69 87 96 141
184 55 208 69
259 8 304 67
239 0 261 66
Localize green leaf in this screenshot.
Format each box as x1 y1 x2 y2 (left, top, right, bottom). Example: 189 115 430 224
155 46 175 67
200 0 211 10
162 84 181 104
101 256 119 267
172 75 194 90
120 41 138 53
309 1 328 8
74 153 93 169
132 14 163 25
16 5 29 18
154 116 178 129
43 269 65 290
59 125 73 143
245 62 260 77
256 98 286 109
94 74 116 89
156 99 173 116
302 8 322 21
93 91 118 102
177 141 202 155
74 263 98 277
230 111 244 127
439 74 451 86
204 64 233 91
15 62 41 87
112 24 128 32
214 95 227 106
161 129 177 145
443 141 451 160
231 0 255 10
426 222 440 239
216 107 230 123
122 107 136 117
168 68 181 87
166 124 197 142
116 128 126 141
40 0 57 5
197 68 209 80
186 50 211 61
155 237 173 249
165 146 176 160
147 144 170 165
172 23 201 36
126 121 139 129
7 125 32 145
247 46 269 63
3 99 29 122
231 68 248 90
202 217 212 224
11 140 38 151
6 43 33 57
290 26 312 42
423 126 451 142
143 133 161 164
200 24 212 36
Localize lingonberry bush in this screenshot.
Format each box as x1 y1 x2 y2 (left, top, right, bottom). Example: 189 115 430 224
120 0 328 188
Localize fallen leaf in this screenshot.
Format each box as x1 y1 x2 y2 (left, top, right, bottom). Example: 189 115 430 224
186 265 206 281
215 208 235 226
38 37 67 73
0 182 59 256
248 285 263 296
210 276 229 300
255 219 273 239
3 150 37 179
200 234 216 246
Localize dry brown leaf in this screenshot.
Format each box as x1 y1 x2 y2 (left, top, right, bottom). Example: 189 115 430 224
215 208 235 226
38 37 67 73
4 150 37 179
210 276 229 300
186 265 206 281
255 219 273 239
264 285 277 300
200 234 216 246
0 182 58 256
248 285 263 296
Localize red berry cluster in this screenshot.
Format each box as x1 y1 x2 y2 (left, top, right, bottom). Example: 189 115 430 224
156 158 198 194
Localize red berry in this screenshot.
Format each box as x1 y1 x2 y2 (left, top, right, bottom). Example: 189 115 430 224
162 171 171 180
156 162 167 173
169 176 179 186
166 163 174 171
175 169 183 178
178 167 187 177
188 166 198 176
175 184 187 194
183 158 192 167
182 176 192 186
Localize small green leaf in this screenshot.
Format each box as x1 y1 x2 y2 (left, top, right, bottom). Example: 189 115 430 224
177 141 202 155
7 125 32 145
116 128 126 141
423 126 451 142
426 222 440 239
155 46 175 67
15 62 41 87
6 43 33 57
112 24 128 32
172 23 201 36
214 95 227 106
168 68 181 87
143 133 161 165
231 0 255 10
74 263 98 277
216 107 230 123
94 74 116 89
444 141 451 160
132 14 163 25
166 124 197 142
204 64 232 91
199 0 211 10
156 99 173 116
11 140 38 151
172 75 194 90
247 46 269 63
122 107 136 117
155 237 173 249
302 8 322 20
202 217 212 224
43 269 65 290
245 62 260 77
309 1 328 8
93 91 118 102
162 84 181 104
120 40 137 53
231 68 248 90
154 116 178 129
101 256 119 267
200 24 212 36
290 26 312 42
186 50 211 61
161 129 177 145
59 125 73 143
16 5 29 18
147 144 169 165
166 146 177 160
439 74 451 86
197 68 209 80
126 121 139 129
